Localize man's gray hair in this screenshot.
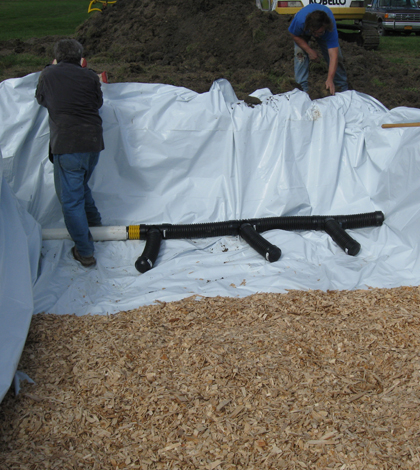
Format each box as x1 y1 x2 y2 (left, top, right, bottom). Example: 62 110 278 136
54 39 84 64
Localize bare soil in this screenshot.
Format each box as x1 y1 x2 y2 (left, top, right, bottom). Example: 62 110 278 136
1 0 419 109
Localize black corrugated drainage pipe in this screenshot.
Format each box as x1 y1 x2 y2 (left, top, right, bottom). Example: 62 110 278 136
239 223 282 262
132 211 384 273
41 211 384 272
324 218 361 256
135 227 162 273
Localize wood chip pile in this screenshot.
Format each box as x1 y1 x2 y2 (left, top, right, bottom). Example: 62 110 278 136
1 287 420 469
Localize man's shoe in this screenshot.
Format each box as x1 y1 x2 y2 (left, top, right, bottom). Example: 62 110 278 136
72 247 97 267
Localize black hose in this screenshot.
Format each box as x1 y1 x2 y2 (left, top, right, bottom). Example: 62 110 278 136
135 228 162 273
239 223 281 262
324 218 361 256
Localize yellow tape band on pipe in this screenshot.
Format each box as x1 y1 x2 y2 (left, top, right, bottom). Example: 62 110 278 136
128 225 141 240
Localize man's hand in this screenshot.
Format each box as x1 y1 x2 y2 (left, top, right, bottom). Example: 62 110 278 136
307 49 319 61
326 47 339 96
325 77 335 96
290 33 318 61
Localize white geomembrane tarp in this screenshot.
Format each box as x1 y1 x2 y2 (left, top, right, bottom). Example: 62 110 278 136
1 72 420 401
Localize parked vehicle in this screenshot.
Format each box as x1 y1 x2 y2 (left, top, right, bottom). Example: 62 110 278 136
363 0 420 36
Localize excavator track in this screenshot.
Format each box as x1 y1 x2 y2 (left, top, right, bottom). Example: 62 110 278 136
361 25 380 50
337 23 380 51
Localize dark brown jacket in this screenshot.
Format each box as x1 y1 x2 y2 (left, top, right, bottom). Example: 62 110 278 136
36 61 104 155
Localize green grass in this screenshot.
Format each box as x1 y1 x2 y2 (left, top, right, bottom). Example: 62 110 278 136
338 19 420 64
372 77 386 87
0 53 46 69
377 34 420 68
378 34 420 53
0 0 91 41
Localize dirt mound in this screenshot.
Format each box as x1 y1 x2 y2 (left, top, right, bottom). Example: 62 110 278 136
1 0 419 109
73 0 418 108
79 0 283 68
74 0 298 97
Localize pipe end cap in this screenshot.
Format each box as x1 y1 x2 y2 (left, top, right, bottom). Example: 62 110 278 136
135 257 153 273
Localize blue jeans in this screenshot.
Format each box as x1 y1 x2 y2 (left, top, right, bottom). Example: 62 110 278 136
294 39 348 93
53 152 101 257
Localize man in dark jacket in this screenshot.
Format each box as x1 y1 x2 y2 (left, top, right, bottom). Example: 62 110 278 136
36 39 104 267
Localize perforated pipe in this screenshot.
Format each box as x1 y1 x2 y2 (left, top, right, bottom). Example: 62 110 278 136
129 211 384 241
131 211 383 272
41 211 384 273
324 218 361 256
239 223 281 262
42 211 383 242
135 228 162 273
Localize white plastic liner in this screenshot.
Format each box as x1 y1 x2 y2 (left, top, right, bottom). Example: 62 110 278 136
0 150 42 402
2 72 420 399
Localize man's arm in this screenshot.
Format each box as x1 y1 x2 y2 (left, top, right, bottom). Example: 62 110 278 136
326 47 339 95
290 33 319 61
95 79 103 110
90 71 104 109
35 73 47 107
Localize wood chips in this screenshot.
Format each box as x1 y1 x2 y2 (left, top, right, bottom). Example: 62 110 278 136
1 286 420 469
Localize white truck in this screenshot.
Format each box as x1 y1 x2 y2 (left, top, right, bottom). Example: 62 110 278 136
257 0 380 49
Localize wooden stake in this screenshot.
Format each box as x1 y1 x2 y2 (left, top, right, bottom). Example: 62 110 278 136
382 122 420 128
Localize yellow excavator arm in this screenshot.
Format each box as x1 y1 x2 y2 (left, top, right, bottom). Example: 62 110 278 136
88 0 117 14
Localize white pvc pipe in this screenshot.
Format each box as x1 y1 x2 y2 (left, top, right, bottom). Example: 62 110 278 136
42 226 128 241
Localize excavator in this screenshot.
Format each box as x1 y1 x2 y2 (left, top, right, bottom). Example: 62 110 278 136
257 0 380 50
